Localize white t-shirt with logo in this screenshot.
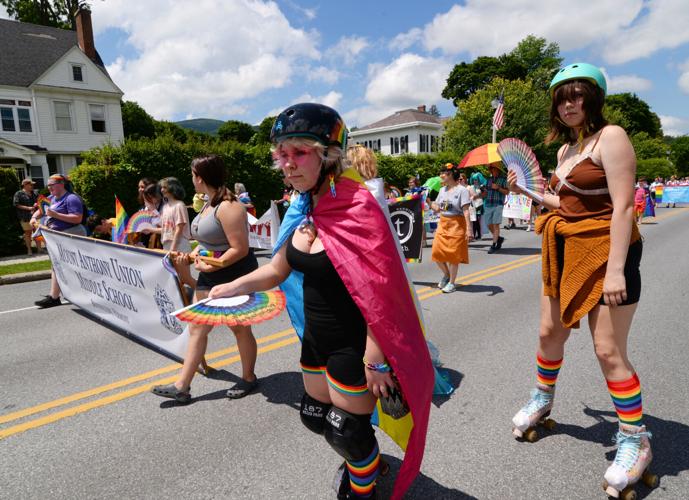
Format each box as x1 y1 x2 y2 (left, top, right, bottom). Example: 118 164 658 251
436 185 471 217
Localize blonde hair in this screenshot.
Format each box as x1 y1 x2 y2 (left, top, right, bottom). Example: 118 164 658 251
271 137 346 180
346 144 377 180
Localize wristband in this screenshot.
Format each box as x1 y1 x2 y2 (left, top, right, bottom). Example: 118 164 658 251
363 357 391 373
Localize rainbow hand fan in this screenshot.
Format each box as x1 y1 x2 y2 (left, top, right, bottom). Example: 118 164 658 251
126 209 157 233
171 291 286 326
497 138 545 202
37 195 51 216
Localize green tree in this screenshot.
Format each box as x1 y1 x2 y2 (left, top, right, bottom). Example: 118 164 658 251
630 132 667 160
250 115 276 145
427 105 441 117
443 77 558 170
121 100 155 140
605 93 662 138
217 120 255 143
442 36 562 105
1 0 86 29
669 136 689 177
636 158 675 180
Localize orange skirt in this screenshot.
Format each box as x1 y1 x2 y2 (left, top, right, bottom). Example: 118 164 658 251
431 215 469 264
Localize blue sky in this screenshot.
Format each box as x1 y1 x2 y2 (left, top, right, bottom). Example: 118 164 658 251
8 1 688 135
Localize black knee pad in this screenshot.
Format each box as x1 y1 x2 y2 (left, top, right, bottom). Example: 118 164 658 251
324 406 376 462
300 393 330 435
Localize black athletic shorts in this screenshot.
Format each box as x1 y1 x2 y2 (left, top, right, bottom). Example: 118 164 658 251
300 334 368 397
556 236 642 306
195 250 258 290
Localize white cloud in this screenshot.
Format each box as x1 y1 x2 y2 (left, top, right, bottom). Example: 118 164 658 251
92 0 319 120
388 28 422 52
602 0 689 64
307 66 341 85
327 35 369 66
679 59 689 94
601 68 653 93
284 0 317 20
421 1 642 59
344 53 452 128
292 91 343 109
660 115 689 137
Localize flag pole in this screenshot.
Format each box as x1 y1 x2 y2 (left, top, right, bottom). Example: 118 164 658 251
492 124 496 143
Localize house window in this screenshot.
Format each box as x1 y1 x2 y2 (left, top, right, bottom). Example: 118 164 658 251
89 104 106 133
1 107 15 131
400 135 409 154
72 65 84 82
54 101 73 131
431 135 438 152
419 134 427 153
17 108 32 132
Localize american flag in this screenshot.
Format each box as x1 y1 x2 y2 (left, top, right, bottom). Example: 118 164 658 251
492 92 504 130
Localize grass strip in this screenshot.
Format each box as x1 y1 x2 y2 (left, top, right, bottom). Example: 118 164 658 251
0 260 52 276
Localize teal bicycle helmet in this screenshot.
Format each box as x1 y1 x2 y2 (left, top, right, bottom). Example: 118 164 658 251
549 63 607 96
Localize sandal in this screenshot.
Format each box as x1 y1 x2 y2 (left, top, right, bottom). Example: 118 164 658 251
226 378 258 399
151 383 191 404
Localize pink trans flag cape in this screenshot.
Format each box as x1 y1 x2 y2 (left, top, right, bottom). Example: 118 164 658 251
313 170 434 499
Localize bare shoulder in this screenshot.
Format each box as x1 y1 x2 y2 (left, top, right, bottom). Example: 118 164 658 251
600 124 630 143
217 199 246 221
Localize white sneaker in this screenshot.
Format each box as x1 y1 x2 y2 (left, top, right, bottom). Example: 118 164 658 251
437 275 450 289
441 282 456 293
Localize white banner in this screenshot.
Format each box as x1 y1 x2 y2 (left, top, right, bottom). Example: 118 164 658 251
248 201 280 250
41 227 190 359
502 193 532 220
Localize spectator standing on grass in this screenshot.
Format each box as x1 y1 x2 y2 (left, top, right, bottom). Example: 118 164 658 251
14 178 40 255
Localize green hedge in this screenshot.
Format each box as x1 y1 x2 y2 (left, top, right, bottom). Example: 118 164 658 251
70 137 283 217
0 167 25 256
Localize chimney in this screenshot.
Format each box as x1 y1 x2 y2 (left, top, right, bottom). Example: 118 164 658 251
75 7 96 62
417 105 427 113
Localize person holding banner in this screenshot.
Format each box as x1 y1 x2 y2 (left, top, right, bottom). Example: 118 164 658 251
32 174 86 308
430 163 472 293
151 155 259 403
208 103 433 500
507 63 653 497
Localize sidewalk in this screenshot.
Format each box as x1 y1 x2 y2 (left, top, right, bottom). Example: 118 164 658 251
0 252 52 285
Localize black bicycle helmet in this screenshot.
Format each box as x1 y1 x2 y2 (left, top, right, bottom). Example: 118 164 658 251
270 103 347 149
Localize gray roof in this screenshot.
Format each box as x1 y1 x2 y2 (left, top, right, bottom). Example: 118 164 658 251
355 109 442 132
0 18 107 87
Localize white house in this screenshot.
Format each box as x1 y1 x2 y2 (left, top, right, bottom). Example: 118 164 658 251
348 105 444 156
0 9 124 188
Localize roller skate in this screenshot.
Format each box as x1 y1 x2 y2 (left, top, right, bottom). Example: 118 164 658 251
512 385 556 442
603 424 658 500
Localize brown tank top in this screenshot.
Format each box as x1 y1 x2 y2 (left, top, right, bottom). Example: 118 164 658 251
550 130 613 222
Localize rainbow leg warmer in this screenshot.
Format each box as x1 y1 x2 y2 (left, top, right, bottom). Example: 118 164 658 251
537 354 563 387
607 373 643 425
346 442 380 498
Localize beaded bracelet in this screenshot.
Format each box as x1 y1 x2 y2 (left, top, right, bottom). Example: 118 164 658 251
363 357 391 373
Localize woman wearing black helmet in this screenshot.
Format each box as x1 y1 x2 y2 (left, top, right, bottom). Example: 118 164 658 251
508 63 655 498
209 103 433 500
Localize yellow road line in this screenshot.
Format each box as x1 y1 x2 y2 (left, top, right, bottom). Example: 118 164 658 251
415 254 539 294
418 255 541 301
0 328 295 426
0 337 299 440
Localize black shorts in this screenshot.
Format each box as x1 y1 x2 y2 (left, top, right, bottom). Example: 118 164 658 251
196 250 258 290
300 332 368 397
556 236 642 306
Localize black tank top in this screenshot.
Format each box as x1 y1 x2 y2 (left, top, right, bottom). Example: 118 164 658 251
286 231 366 343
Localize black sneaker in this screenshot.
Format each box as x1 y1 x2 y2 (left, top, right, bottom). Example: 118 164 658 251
487 243 497 254
496 236 505 249
34 296 61 308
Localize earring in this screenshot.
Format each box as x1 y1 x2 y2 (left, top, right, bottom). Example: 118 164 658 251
329 174 336 198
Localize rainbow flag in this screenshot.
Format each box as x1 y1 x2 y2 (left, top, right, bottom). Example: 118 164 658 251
655 185 663 203
112 196 128 243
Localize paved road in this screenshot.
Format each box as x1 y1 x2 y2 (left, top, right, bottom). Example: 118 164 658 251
1 208 688 499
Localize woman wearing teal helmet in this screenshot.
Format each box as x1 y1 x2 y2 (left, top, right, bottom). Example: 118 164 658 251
508 63 657 498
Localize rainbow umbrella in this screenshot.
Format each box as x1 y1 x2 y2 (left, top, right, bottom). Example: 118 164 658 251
457 143 502 168
422 176 442 192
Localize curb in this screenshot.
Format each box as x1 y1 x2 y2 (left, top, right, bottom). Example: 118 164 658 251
0 270 52 285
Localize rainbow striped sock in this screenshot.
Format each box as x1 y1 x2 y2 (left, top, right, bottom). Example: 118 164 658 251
536 354 563 387
347 442 380 498
607 373 643 425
